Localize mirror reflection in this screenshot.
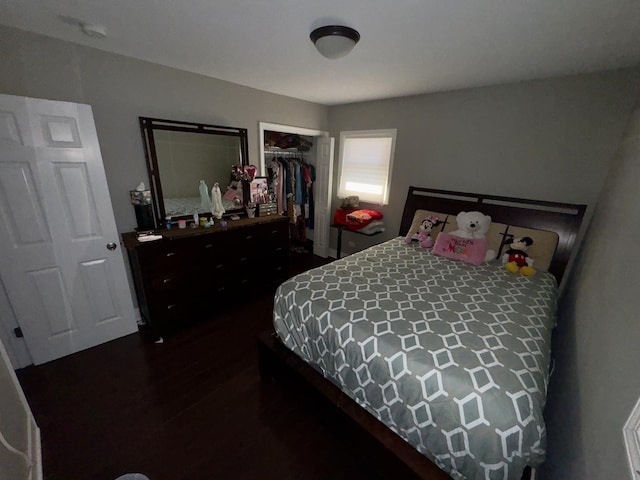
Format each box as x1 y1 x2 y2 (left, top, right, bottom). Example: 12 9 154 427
139 117 249 226
154 130 241 216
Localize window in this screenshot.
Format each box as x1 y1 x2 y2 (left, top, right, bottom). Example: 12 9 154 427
337 129 396 205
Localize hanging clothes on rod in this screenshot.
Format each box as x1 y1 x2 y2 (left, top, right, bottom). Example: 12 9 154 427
265 152 315 243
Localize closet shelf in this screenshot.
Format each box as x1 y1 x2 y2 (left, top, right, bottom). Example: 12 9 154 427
264 147 310 156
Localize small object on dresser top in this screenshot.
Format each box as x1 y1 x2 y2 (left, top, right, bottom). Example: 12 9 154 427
230 214 240 220
257 202 277 217
137 234 163 242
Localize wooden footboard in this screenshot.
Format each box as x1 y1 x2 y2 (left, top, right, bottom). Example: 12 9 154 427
259 330 535 480
259 330 454 479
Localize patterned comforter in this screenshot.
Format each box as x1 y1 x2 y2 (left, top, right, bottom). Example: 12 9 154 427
273 237 558 480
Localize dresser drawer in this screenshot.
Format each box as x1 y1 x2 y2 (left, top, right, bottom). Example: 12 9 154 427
137 240 193 275
150 272 185 292
147 292 191 326
191 262 232 295
231 228 260 251
196 232 232 258
256 221 289 245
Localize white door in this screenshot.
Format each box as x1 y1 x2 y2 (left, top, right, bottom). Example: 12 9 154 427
313 137 334 257
0 336 42 480
0 94 138 365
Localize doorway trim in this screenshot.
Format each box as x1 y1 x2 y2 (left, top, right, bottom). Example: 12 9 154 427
258 122 328 176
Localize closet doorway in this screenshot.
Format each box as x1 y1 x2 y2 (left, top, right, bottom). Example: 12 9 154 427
258 122 334 258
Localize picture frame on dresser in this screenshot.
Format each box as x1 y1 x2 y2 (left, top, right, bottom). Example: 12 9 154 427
250 176 269 204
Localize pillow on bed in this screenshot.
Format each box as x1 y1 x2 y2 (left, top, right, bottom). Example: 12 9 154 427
406 210 449 237
432 232 488 266
500 226 559 271
442 219 508 254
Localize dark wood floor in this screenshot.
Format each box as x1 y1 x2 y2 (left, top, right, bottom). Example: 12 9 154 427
17 253 422 480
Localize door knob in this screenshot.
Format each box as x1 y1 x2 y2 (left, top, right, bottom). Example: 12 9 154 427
107 242 117 251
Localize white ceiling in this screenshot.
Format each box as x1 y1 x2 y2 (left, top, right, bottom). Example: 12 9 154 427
2 0 640 106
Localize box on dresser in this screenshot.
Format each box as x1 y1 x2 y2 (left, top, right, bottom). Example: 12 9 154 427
122 215 289 336
257 202 278 217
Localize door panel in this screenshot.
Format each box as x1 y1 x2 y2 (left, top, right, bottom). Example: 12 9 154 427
0 110 23 144
39 114 82 147
0 94 137 365
313 137 334 257
0 161 51 246
29 267 76 339
79 259 121 323
53 162 101 238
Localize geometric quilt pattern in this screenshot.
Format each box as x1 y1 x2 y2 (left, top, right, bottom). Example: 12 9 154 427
274 237 557 480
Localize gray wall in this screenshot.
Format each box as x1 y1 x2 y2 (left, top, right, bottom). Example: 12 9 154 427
541 93 640 479
328 73 640 478
4 23 640 479
0 25 329 234
327 70 640 255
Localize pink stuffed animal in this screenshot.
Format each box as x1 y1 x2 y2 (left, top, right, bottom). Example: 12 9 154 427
405 215 442 248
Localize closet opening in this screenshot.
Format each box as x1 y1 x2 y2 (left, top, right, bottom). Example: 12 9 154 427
258 122 334 259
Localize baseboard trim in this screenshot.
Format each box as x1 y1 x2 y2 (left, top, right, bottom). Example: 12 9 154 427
134 307 144 326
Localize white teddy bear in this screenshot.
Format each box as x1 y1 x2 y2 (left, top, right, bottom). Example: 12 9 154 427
449 211 496 262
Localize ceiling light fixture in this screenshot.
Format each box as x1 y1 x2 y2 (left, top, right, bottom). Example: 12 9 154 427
81 23 107 39
310 25 360 59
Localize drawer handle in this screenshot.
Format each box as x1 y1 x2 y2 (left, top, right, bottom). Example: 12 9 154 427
275 247 283 252
217 286 225 293
166 252 176 257
163 278 172 284
239 257 248 262
167 304 176 310
205 244 214 249
240 279 249 285
244 235 253 240
215 264 224 269
271 229 278 234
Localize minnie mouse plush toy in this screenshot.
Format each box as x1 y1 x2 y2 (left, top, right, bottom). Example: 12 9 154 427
405 215 442 248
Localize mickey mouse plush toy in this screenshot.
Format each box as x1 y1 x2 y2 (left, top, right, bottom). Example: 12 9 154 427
502 236 536 276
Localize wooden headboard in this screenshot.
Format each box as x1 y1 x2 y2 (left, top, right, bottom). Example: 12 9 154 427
399 187 587 283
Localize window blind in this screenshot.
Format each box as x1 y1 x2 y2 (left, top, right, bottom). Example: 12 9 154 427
337 130 396 205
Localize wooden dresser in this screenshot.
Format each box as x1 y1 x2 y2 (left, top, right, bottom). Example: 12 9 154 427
122 215 289 334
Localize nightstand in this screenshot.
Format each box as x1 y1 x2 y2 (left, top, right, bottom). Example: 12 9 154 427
330 224 384 259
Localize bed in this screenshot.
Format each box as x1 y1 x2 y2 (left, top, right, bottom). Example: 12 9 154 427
163 196 237 217
260 187 586 480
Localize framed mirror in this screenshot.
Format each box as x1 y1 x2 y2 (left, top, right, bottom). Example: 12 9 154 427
139 117 249 227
